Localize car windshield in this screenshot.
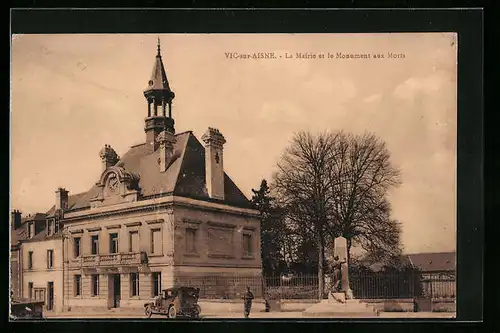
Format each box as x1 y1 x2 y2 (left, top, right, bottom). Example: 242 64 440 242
183 288 199 299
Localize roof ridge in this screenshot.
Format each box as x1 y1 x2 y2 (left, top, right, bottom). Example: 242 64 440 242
130 132 191 149
175 130 193 136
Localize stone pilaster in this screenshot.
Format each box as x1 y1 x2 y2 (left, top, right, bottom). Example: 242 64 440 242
120 273 130 300
81 274 91 297
100 273 108 299
139 273 152 298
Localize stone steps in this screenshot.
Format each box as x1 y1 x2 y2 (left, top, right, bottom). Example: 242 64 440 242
302 299 379 318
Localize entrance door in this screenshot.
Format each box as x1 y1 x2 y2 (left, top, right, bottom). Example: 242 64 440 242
113 274 121 308
47 282 54 311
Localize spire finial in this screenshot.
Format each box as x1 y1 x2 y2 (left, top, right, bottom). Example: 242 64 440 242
157 37 161 56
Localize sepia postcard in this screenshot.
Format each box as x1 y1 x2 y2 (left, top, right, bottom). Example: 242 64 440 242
10 33 457 320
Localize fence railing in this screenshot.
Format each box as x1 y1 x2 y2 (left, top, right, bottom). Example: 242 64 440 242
173 271 455 300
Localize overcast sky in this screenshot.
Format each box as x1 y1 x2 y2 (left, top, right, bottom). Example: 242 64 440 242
11 33 457 254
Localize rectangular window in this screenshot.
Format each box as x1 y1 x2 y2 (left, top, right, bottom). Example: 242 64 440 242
74 275 81 296
28 251 33 269
109 233 119 254
152 272 161 297
129 231 139 252
130 273 139 297
74 237 81 257
47 249 54 268
150 229 161 254
91 235 99 255
91 274 99 296
54 220 60 233
185 228 197 253
28 282 33 299
243 234 252 256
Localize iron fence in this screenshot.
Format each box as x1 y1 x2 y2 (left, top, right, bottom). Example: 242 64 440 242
173 271 455 300
349 270 420 299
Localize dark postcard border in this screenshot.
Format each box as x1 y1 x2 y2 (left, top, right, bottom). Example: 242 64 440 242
9 8 483 325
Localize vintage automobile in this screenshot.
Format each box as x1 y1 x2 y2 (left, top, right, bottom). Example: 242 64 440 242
144 287 201 319
10 298 44 319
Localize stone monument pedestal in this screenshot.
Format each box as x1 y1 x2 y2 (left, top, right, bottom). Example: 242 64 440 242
302 293 379 318
303 236 378 317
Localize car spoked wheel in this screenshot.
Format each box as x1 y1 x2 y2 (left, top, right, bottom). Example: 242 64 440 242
145 305 153 318
168 306 177 319
194 305 201 318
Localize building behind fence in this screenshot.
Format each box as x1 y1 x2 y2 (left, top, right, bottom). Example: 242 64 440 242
174 270 455 300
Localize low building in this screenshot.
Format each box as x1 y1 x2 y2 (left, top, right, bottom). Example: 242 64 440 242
12 40 262 312
10 210 64 313
21 229 63 312
406 251 456 298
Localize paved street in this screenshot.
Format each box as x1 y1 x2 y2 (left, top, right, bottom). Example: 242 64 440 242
42 310 456 320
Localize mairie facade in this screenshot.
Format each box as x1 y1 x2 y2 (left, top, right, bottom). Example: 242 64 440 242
10 40 262 312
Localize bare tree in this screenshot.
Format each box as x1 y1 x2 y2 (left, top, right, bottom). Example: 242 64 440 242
327 132 402 261
272 131 402 297
272 131 341 299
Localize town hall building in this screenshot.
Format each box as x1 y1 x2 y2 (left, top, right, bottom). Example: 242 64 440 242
10 40 262 312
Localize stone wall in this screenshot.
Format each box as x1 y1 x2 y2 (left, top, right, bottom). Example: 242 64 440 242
173 266 263 298
10 249 21 299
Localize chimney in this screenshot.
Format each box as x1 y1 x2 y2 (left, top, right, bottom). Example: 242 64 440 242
201 127 226 200
99 144 119 172
55 188 69 211
156 129 177 172
11 210 22 229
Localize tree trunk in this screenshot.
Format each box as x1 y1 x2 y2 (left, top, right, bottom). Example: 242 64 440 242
347 238 352 264
317 236 326 300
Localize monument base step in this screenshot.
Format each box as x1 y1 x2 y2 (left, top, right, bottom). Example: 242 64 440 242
302 300 379 318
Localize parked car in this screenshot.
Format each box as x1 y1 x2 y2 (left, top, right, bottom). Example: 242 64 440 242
144 287 201 319
10 298 44 319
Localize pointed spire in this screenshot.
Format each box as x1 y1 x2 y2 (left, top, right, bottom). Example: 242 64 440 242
144 38 176 146
145 37 172 92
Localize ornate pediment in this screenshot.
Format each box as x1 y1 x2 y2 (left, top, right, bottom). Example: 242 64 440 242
90 166 140 209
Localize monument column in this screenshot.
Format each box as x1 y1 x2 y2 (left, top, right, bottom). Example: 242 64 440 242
334 236 353 299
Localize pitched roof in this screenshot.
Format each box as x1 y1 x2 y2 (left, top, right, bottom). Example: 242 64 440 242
46 191 88 216
21 231 63 244
21 213 47 222
51 131 251 213
406 252 456 272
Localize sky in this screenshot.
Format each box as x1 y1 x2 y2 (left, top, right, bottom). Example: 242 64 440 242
10 33 457 254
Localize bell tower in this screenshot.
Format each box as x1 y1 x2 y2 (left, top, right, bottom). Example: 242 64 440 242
144 38 175 150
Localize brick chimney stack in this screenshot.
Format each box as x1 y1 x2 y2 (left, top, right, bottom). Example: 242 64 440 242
201 127 226 200
55 188 69 211
11 210 22 229
156 129 177 172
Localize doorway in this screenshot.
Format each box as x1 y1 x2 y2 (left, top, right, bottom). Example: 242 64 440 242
47 282 54 311
108 274 121 308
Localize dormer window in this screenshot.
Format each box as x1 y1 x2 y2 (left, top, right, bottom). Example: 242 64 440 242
27 222 34 239
47 220 53 236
